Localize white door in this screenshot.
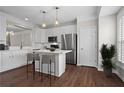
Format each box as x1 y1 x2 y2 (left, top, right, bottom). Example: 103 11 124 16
79 27 97 67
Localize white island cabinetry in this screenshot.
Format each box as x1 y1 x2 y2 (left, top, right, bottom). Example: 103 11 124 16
34 50 71 77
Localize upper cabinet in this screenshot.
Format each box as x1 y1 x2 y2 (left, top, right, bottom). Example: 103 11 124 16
10 31 32 47
0 15 6 44
32 28 46 49
33 29 46 43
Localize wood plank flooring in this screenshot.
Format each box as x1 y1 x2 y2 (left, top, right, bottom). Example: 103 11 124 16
0 64 124 87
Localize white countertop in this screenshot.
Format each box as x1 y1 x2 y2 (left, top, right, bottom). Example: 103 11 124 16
0 47 33 52
0 48 72 54
34 49 72 54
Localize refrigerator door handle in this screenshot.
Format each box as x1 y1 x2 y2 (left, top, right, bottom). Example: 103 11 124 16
63 34 67 50
72 33 74 49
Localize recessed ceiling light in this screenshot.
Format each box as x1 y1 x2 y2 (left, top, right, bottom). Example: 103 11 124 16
25 17 29 21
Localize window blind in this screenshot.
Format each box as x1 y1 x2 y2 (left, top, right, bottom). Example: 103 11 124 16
118 16 124 63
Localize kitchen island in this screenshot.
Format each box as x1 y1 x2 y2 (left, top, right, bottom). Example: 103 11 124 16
34 49 72 77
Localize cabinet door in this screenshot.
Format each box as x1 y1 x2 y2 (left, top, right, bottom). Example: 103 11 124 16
19 51 27 66
11 51 24 69
22 32 32 46
10 51 19 69
2 52 12 72
1 51 27 72
12 51 27 68
35 30 42 42
33 29 46 49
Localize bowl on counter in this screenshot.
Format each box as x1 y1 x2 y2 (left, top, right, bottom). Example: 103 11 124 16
49 48 56 52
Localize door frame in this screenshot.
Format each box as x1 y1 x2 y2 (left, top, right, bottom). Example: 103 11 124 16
77 26 97 68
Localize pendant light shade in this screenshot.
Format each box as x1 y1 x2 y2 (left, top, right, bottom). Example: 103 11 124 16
42 11 47 28
42 23 46 27
55 7 59 25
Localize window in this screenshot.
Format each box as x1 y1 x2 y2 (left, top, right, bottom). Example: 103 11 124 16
118 16 124 63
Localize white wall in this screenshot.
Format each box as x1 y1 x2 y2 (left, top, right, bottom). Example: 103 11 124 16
98 14 117 70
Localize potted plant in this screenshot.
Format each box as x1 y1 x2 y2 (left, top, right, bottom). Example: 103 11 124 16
100 44 116 77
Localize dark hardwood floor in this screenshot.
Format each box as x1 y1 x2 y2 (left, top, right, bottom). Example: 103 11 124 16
0 64 124 87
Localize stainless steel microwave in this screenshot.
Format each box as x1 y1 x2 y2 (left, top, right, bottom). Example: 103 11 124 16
48 36 57 43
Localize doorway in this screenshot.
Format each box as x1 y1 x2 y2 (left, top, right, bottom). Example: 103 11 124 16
79 27 97 67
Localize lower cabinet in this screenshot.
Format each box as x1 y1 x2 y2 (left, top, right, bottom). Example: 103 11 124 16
1 50 27 72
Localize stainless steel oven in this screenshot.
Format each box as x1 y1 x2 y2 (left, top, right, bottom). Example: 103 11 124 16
0 44 5 50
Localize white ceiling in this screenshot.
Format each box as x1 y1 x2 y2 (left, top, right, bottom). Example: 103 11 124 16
99 6 121 16
6 24 30 32
0 6 98 27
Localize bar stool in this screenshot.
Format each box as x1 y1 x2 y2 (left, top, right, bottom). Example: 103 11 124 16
27 52 40 80
41 54 56 84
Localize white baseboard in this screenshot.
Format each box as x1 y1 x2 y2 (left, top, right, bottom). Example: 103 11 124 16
77 64 124 82
97 67 103 71
113 70 124 82
97 67 124 82
77 64 97 68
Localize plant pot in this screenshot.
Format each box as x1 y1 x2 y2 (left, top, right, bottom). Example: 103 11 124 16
103 67 112 77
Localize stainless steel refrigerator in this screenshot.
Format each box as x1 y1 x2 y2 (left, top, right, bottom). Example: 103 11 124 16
61 33 77 64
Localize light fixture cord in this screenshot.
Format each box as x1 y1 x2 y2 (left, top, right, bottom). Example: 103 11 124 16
43 11 46 24
56 8 58 21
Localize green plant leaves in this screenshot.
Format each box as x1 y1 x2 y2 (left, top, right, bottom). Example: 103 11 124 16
100 44 115 69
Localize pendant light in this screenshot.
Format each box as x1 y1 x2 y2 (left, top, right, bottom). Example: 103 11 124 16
42 11 47 28
55 7 59 25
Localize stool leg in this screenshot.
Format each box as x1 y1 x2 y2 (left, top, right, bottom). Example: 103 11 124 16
39 61 40 76
41 61 43 81
48 63 49 77
54 62 56 80
50 59 52 86
27 60 28 79
32 60 35 80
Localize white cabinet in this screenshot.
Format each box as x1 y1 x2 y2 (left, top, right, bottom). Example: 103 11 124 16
33 29 46 49
1 50 27 72
2 52 12 72
0 15 6 44
10 31 32 46
34 29 45 42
